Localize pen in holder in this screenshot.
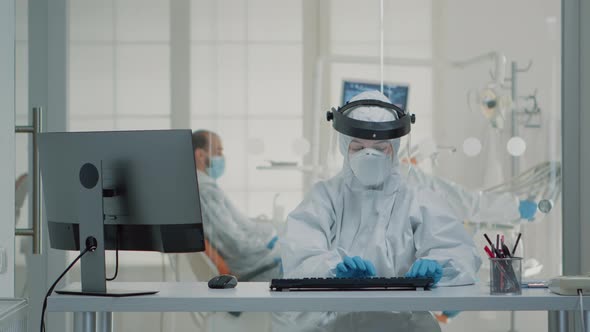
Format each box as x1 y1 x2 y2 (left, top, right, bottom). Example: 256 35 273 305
489 257 522 295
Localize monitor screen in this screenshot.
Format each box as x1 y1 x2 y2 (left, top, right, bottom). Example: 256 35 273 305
342 80 409 110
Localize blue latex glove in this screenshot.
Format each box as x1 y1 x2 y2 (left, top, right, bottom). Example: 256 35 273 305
519 200 537 220
405 259 443 285
267 236 279 249
442 310 461 319
335 256 377 278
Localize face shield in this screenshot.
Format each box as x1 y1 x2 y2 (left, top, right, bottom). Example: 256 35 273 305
327 99 415 140
326 91 416 187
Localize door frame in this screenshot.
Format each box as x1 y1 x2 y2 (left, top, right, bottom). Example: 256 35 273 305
0 0 16 299
27 0 69 331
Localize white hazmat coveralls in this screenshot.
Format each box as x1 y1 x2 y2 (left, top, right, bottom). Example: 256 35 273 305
406 166 521 225
274 91 481 332
198 170 281 281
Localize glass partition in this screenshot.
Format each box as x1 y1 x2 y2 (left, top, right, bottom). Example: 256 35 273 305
64 0 561 331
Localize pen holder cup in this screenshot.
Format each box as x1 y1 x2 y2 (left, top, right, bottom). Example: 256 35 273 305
489 257 522 295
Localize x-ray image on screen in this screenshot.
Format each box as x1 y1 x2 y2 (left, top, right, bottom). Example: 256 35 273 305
342 80 409 110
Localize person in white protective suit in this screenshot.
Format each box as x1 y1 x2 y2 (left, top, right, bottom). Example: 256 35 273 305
192 130 281 281
406 167 523 225
274 91 482 332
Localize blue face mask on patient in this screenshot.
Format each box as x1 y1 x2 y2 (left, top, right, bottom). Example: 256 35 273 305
207 156 226 180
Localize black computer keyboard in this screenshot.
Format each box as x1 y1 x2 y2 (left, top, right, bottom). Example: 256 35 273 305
270 277 434 292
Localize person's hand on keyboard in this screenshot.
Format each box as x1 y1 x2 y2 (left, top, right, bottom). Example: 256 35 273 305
405 259 443 284
335 256 376 278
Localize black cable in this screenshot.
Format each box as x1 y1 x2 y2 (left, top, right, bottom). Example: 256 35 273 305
106 227 120 281
579 289 585 332
41 237 97 332
106 247 119 281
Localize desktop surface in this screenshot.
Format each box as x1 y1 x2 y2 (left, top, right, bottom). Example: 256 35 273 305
47 282 589 313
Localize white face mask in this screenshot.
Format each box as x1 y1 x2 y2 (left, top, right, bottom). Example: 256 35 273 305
349 148 392 187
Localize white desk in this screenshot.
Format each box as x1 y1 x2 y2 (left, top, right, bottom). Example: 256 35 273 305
48 282 589 332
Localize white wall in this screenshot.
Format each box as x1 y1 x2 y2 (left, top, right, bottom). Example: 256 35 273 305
68 0 306 221
0 0 16 297
190 0 305 219
330 0 432 59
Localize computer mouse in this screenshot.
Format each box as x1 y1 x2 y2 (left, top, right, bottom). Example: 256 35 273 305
208 274 238 289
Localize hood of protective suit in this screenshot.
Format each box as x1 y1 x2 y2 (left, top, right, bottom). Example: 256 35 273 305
339 90 402 191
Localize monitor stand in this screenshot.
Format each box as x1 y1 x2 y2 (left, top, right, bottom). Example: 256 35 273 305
55 161 158 297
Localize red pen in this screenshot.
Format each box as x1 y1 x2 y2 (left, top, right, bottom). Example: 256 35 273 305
484 246 495 258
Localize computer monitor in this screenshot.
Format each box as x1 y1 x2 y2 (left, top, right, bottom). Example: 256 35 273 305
341 80 409 110
39 130 205 296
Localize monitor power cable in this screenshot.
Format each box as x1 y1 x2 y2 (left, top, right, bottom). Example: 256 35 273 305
106 226 120 281
579 289 585 332
40 236 98 332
